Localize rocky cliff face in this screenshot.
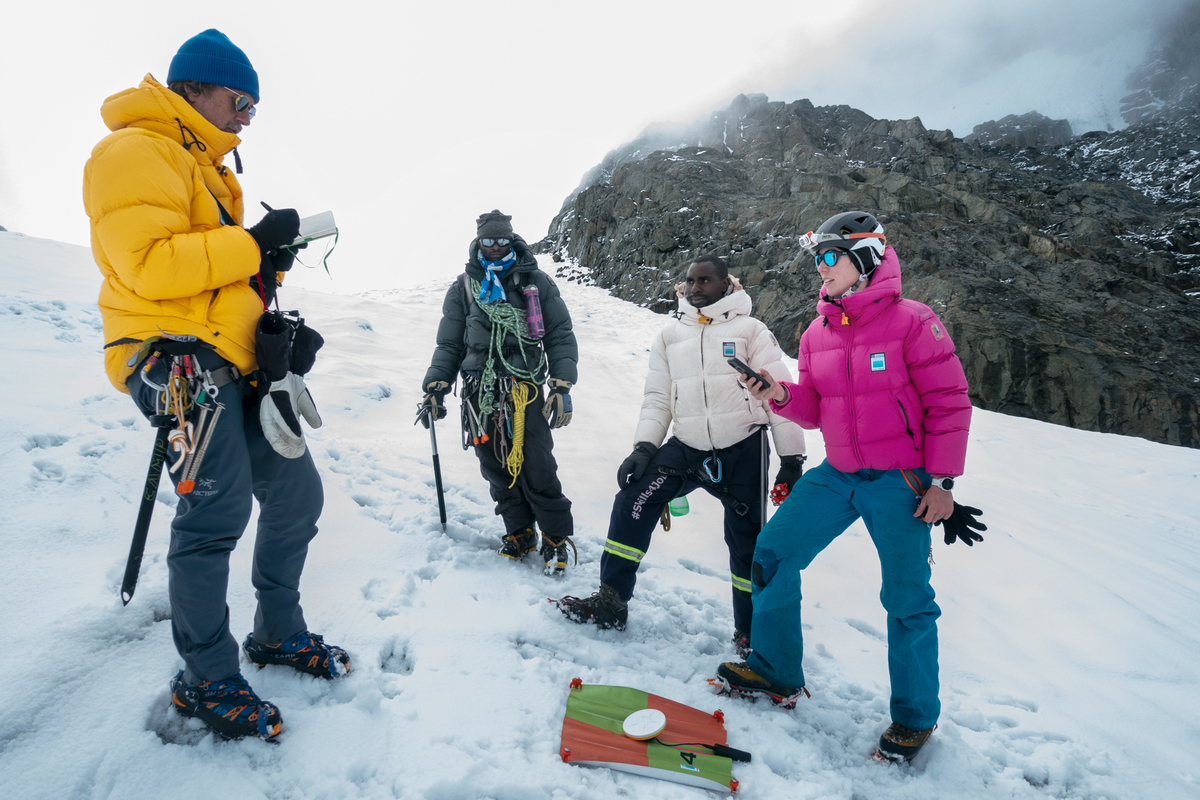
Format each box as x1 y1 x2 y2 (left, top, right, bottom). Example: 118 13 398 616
536 16 1200 448
963 112 1074 150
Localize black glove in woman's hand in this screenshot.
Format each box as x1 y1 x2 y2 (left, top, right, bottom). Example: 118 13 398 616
937 502 986 546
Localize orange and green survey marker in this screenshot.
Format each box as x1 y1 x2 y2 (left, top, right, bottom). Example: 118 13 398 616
558 678 746 794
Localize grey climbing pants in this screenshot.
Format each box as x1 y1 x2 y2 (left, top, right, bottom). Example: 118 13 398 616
128 348 323 684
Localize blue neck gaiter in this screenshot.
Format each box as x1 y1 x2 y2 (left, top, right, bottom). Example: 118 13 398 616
478 248 517 304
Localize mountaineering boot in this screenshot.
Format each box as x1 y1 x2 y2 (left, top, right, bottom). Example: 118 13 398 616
540 533 576 577
498 527 538 561
554 583 628 630
732 629 751 659
710 662 807 709
874 722 935 762
170 670 282 740
242 631 351 679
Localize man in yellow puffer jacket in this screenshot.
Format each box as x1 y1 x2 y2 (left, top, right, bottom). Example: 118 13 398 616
83 29 348 741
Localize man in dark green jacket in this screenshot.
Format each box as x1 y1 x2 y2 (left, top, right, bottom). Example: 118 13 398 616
421 210 579 575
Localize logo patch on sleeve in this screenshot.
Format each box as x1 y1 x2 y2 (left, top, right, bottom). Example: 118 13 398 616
870 353 886 372
931 323 944 341
723 342 736 357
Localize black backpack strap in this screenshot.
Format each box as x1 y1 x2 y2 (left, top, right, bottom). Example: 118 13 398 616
459 272 474 319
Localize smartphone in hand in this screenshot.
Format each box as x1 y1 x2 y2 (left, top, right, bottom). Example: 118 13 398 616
727 357 772 388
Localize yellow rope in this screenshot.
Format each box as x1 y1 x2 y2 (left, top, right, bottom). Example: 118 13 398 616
506 381 537 487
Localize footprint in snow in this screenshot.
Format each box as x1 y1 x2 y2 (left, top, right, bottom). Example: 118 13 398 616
30 460 65 483
22 433 70 451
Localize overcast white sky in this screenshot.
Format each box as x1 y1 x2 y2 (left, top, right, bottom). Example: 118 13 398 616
0 0 1187 292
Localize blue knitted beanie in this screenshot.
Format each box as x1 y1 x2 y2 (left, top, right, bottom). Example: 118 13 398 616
167 29 259 103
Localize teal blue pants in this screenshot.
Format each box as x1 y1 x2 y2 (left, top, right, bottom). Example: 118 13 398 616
746 459 941 730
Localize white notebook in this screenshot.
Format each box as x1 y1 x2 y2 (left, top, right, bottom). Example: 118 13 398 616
291 211 337 246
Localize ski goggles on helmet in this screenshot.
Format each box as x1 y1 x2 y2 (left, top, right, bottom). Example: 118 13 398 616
223 87 257 118
814 249 847 268
479 237 511 247
798 230 886 253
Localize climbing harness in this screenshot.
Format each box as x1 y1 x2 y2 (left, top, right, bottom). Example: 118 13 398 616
132 339 240 495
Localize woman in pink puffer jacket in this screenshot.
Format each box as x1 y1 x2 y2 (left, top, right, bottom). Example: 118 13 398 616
713 211 978 763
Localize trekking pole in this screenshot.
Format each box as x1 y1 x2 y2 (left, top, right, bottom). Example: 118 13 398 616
120 423 172 605
416 402 448 531
760 427 769 532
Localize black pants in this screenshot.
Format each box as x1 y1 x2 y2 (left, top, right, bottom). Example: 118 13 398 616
599 433 766 632
472 382 573 538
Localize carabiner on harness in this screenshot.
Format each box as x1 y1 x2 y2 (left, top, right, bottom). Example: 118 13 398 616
703 455 722 483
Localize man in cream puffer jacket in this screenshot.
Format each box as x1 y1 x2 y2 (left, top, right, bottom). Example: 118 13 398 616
557 256 806 643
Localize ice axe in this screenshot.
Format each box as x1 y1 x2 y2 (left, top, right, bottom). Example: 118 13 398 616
120 422 172 604
415 401 448 531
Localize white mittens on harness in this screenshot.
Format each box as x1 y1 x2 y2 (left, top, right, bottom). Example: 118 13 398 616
260 373 323 458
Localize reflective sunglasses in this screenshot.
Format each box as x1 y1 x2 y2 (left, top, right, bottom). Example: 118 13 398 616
815 249 847 268
479 237 511 247
224 87 257 118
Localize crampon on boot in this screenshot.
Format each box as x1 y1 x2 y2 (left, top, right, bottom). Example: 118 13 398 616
498 527 538 561
551 583 628 630
171 670 282 740
709 661 808 709
540 534 577 577
872 722 935 763
242 631 351 679
732 629 751 659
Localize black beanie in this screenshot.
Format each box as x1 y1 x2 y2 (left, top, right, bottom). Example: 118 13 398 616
476 210 514 239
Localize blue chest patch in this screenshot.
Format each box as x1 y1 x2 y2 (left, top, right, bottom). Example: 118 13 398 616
870 353 886 372
723 342 736 357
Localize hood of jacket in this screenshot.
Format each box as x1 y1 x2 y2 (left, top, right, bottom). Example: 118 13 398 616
816 246 901 325
673 276 750 325
101 74 241 171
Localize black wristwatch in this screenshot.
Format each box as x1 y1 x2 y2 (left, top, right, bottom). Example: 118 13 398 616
929 477 955 491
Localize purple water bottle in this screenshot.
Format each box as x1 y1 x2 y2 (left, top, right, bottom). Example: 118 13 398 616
523 285 545 339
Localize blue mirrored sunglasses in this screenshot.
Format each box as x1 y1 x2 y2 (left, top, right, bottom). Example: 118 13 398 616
815 249 846 268
224 87 256 118
479 237 511 247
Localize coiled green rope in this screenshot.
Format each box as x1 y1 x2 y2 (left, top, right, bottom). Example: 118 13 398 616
470 277 547 416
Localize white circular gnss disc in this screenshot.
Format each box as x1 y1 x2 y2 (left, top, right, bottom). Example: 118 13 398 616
622 708 667 740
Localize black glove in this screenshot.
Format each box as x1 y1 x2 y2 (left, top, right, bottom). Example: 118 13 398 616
617 442 658 488
418 380 450 429
937 503 986 546
247 208 300 254
268 240 306 273
770 454 806 506
542 378 573 429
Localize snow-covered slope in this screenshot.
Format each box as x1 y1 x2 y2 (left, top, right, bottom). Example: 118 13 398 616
1 230 1198 799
